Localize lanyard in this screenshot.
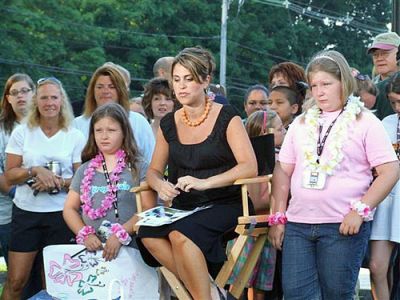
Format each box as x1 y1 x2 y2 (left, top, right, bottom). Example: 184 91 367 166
316 109 344 164
101 157 119 220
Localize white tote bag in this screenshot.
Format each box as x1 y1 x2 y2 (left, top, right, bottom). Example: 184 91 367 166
43 244 159 300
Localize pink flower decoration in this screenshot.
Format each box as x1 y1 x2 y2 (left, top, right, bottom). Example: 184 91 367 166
80 150 126 220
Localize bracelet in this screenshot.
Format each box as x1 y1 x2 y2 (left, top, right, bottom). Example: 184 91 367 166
27 167 33 178
350 201 375 221
76 225 96 245
268 212 288 226
110 223 132 245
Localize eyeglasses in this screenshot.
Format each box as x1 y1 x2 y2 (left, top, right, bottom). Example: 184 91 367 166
372 49 396 59
8 88 32 97
37 77 62 86
355 74 370 81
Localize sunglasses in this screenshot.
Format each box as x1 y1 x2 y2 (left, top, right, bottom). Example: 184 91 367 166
37 77 62 86
355 74 370 81
8 88 32 97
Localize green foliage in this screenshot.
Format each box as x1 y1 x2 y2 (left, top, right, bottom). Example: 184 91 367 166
0 0 392 115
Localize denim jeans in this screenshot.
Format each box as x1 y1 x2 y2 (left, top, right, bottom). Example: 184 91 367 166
282 222 371 300
0 222 11 265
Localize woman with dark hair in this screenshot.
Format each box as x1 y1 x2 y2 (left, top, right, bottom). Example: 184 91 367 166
142 77 180 137
0 73 34 265
2 77 85 299
73 65 155 163
64 103 155 260
138 46 257 299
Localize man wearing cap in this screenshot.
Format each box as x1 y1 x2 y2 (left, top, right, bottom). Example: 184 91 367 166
368 31 400 83
368 32 400 119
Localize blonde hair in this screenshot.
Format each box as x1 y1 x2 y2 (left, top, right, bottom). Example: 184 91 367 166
26 79 74 130
245 110 279 138
83 65 130 117
306 50 356 109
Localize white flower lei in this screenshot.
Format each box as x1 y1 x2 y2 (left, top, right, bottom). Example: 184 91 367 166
303 95 364 175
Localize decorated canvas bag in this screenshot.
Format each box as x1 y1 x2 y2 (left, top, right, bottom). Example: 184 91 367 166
43 244 159 300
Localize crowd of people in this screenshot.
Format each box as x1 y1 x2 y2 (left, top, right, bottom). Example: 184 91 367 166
0 30 398 300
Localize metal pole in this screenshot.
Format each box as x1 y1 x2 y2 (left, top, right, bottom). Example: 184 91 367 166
393 0 400 34
220 0 228 87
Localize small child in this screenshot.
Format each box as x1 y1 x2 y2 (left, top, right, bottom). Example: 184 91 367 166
267 85 303 130
63 103 156 261
226 109 285 300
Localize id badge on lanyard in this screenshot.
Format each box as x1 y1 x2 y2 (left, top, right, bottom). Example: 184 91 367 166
302 170 327 190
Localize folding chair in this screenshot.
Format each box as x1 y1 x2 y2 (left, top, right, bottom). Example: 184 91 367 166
132 133 275 300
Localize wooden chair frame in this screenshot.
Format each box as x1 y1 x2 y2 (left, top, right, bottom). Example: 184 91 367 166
131 175 271 300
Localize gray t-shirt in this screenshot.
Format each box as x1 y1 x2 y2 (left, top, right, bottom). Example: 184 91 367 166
70 158 148 245
0 126 14 224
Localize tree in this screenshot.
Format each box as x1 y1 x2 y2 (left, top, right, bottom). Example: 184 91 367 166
0 0 392 116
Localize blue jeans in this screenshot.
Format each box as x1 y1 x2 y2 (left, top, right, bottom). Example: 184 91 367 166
0 222 11 265
282 222 371 300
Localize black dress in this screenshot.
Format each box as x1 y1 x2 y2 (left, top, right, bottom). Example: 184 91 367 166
137 105 244 267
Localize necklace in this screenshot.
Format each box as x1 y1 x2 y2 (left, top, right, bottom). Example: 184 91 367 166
80 149 126 220
181 99 212 127
303 95 364 175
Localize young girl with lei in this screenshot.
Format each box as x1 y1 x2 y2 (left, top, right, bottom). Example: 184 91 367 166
268 50 399 300
64 103 156 261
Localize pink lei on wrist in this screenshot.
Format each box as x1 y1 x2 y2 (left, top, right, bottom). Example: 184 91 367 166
80 149 126 220
76 225 95 245
111 223 132 245
268 212 288 226
351 201 375 221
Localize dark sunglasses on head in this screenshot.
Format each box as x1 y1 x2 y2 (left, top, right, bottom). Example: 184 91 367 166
355 74 370 81
37 77 62 86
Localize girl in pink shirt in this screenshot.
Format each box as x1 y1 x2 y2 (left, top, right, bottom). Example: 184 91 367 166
268 50 399 300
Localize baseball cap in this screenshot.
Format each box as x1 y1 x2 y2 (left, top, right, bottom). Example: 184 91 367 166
367 32 400 53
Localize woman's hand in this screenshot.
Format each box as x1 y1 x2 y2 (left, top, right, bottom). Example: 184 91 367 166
158 180 180 202
268 224 285 250
339 210 363 235
84 234 103 252
31 166 59 192
103 235 122 261
175 176 209 192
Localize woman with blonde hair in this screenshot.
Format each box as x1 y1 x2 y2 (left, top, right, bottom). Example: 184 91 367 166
73 65 155 163
1 77 85 299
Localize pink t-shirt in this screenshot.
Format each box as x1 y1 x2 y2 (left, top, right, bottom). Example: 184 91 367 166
279 110 397 224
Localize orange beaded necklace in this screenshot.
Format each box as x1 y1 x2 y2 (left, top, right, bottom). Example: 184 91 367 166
181 98 212 127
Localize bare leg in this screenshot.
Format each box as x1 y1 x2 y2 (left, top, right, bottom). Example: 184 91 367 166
141 237 179 276
168 230 212 300
1 251 38 300
370 240 395 300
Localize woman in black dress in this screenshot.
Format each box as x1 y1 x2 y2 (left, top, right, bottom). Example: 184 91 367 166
137 46 257 299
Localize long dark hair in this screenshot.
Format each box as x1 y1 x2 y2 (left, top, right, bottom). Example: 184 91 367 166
0 73 35 135
81 103 139 176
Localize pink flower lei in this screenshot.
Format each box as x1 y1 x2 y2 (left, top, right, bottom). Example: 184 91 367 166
80 149 126 220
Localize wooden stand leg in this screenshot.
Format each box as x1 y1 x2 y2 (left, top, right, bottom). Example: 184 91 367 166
230 235 268 299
